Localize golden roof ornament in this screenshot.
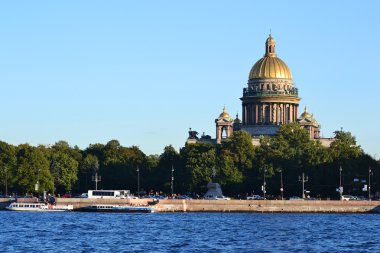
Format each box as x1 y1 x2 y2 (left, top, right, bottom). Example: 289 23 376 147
249 34 292 79
219 106 232 121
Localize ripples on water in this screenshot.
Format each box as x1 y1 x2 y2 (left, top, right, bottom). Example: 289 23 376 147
0 211 379 252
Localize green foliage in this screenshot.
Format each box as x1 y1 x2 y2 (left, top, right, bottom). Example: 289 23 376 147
0 126 375 199
16 144 54 194
182 143 216 193
329 130 363 163
81 154 99 174
222 130 255 171
50 152 78 193
150 145 180 193
0 141 17 194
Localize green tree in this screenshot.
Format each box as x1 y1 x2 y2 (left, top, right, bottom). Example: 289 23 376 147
255 124 331 197
16 144 54 194
182 143 216 193
50 152 78 193
222 130 255 171
151 145 180 194
0 141 17 195
329 130 363 164
78 154 99 192
100 140 146 192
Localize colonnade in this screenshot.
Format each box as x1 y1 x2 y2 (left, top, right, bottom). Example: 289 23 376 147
242 103 299 125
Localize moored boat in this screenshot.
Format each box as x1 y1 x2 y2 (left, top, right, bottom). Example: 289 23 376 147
79 204 154 213
6 202 73 212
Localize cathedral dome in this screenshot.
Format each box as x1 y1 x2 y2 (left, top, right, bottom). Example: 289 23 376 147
249 34 292 80
219 106 231 119
299 107 318 124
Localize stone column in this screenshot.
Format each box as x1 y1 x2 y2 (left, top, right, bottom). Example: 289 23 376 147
242 105 246 125
289 104 293 123
255 104 259 125
216 126 221 144
269 104 272 124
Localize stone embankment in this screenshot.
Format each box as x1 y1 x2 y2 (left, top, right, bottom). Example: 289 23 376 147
149 199 380 213
2 198 380 213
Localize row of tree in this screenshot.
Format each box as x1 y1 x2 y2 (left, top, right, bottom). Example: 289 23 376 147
0 123 378 199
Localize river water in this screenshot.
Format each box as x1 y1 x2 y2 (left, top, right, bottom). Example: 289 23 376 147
0 212 379 252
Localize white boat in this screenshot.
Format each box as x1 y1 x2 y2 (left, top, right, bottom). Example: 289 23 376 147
6 202 73 212
79 204 154 213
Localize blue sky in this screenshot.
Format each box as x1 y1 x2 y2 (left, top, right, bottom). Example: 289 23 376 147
0 1 379 158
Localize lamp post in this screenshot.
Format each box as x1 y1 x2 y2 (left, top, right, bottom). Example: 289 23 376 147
35 168 40 192
262 168 267 199
136 167 140 198
3 166 8 196
92 172 101 190
171 165 174 197
298 173 309 198
279 168 283 200
339 166 343 200
369 167 372 201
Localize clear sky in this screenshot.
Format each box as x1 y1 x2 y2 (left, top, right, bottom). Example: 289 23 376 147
0 1 379 158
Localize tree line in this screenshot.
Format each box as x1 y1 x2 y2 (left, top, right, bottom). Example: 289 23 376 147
0 123 378 199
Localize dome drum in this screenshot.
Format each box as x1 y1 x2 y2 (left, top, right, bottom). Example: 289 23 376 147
248 78 294 90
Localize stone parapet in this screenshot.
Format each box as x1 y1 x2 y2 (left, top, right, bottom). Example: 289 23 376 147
153 199 380 213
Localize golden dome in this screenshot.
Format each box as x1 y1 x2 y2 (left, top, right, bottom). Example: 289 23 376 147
300 106 312 119
219 106 231 120
299 106 318 124
249 34 292 80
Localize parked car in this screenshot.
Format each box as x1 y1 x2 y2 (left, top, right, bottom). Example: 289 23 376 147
61 194 72 198
246 195 265 200
174 195 192 200
289 196 304 200
204 195 231 200
341 195 355 201
73 193 88 198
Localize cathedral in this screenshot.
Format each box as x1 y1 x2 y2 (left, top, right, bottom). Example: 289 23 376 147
188 34 333 147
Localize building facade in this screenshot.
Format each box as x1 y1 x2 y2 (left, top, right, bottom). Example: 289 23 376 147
187 34 333 146
240 34 300 137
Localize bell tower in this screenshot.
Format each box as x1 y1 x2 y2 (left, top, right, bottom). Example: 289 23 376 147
215 106 234 144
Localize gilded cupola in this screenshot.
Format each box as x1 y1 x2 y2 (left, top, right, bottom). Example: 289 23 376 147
249 34 292 80
219 106 232 121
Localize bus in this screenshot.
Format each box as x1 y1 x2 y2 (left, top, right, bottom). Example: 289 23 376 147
87 190 131 199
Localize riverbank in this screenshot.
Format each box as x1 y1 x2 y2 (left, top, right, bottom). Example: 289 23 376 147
52 198 380 213
2 198 380 213
151 199 380 213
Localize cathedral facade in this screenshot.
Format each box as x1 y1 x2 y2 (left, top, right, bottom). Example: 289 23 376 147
188 35 332 147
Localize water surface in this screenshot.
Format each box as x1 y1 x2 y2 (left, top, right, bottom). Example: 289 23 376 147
0 212 378 252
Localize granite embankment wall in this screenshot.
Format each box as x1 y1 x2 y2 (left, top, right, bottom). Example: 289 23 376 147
56 198 152 209
150 199 380 213
2 198 380 213
57 198 380 213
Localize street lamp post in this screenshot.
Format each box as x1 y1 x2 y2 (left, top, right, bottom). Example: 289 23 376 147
298 173 309 198
4 166 8 196
35 168 40 192
369 167 372 201
171 165 174 197
138 168 140 197
339 166 343 200
262 168 267 199
92 172 101 190
279 168 283 200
